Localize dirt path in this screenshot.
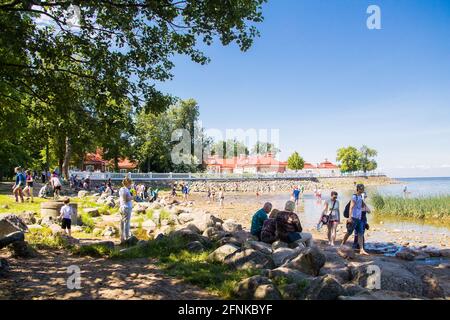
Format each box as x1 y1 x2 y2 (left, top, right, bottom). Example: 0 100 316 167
0 249 218 300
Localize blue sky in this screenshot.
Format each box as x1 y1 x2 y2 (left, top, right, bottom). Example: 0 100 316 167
157 0 450 178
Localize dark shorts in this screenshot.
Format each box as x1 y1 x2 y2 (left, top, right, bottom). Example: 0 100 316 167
26 182 33 187
346 218 365 236
61 218 71 229
54 185 61 191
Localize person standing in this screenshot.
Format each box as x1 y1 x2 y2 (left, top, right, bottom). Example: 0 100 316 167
319 191 340 246
218 188 224 208
353 192 371 250
341 184 369 255
23 170 34 203
119 178 133 244
12 167 26 203
292 186 301 207
250 202 272 240
51 171 62 199
58 198 73 237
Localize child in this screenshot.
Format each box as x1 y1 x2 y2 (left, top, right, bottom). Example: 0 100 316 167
23 169 34 203
59 198 73 236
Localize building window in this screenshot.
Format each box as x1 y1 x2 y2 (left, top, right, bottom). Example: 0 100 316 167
86 165 94 172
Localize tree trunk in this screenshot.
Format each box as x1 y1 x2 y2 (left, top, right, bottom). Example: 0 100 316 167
114 156 119 172
62 136 72 180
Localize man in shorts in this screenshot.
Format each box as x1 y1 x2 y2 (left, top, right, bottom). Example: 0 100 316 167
340 184 369 255
12 167 26 203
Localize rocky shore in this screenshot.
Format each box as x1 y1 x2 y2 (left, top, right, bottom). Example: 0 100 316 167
1 187 448 300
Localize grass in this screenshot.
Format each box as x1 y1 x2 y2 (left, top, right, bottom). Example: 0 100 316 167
79 212 96 233
0 195 45 214
26 227 70 250
371 193 450 224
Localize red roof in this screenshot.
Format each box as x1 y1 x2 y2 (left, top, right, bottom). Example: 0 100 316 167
84 149 137 169
317 160 339 169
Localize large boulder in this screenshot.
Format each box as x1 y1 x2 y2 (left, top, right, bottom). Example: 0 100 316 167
186 241 205 253
229 230 257 244
272 240 289 251
272 247 303 267
83 208 100 217
285 246 326 276
9 240 38 258
349 260 424 296
169 228 211 247
224 249 275 270
268 267 313 283
18 211 37 225
421 273 445 299
0 231 25 249
304 275 345 300
337 246 356 260
142 220 157 233
222 219 242 233
0 214 28 238
253 284 282 300
202 227 231 241
0 258 9 276
243 241 273 256
208 244 240 263
233 275 272 299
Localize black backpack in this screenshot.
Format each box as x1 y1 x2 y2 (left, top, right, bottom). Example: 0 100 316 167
343 194 365 218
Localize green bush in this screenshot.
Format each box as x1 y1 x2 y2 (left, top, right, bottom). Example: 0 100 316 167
80 213 95 233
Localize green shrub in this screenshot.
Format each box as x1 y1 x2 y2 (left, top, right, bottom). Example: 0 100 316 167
80 213 95 233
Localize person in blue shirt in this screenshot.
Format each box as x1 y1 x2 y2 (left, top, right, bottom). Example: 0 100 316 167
292 186 301 206
341 184 369 256
250 202 273 240
12 167 26 203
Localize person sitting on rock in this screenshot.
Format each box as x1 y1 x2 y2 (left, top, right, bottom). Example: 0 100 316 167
261 209 279 244
250 202 272 240
276 201 313 247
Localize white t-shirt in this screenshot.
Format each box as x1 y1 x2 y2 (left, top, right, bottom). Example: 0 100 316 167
52 176 62 187
119 187 132 209
60 205 73 219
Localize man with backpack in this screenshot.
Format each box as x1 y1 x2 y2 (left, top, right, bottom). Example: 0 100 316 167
341 184 369 255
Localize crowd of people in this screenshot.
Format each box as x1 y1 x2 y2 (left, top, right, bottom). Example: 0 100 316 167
250 183 371 255
12 166 64 201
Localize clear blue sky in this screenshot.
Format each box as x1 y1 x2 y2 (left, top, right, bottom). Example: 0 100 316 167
157 0 450 178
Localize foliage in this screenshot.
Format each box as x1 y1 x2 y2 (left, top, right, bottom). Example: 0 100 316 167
27 227 69 250
287 152 305 171
211 139 249 159
79 212 95 233
359 145 378 173
251 142 280 156
337 145 378 173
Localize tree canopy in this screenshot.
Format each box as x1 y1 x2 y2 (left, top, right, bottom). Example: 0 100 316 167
336 145 378 174
287 152 305 171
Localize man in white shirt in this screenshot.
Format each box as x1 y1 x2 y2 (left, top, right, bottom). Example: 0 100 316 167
119 178 133 243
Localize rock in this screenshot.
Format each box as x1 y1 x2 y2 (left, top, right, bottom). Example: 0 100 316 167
202 228 231 241
40 216 55 227
208 244 240 263
142 220 157 233
229 230 256 244
285 246 326 276
254 284 282 300
122 236 138 247
349 260 423 296
49 223 63 236
424 249 441 257
177 213 195 224
222 219 242 233
27 224 43 231
186 241 205 252
243 240 273 255
272 247 303 267
78 190 89 198
18 211 37 225
10 240 38 258
183 223 201 235
337 246 356 260
93 228 103 236
0 258 9 276
83 208 100 217
268 267 313 283
342 283 371 296
233 275 272 299
169 228 211 247
0 214 28 238
305 275 345 300
421 274 445 299
395 247 416 261
272 240 289 251
439 249 450 258
132 205 146 214
224 249 275 270
192 214 223 233
72 226 83 232
0 231 25 249
102 226 117 237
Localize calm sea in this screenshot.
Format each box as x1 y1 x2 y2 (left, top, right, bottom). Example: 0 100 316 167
374 177 450 197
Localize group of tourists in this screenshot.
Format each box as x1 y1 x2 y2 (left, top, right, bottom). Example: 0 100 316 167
250 183 371 255
207 187 225 207
132 183 159 202
13 166 63 201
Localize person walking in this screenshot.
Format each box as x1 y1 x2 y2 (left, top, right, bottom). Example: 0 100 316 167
50 171 62 199
318 191 340 246
119 178 133 244
341 184 369 255
218 188 224 208
12 167 26 203
58 198 73 237
23 169 34 203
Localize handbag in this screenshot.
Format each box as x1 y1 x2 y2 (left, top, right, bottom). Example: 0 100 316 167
321 200 336 225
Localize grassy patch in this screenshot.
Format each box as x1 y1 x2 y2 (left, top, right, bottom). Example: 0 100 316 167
79 212 96 233
272 276 309 299
372 193 450 224
0 195 44 214
26 227 70 250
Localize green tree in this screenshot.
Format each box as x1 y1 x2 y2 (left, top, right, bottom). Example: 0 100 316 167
251 142 280 156
359 145 378 174
287 152 305 171
212 139 249 159
336 146 361 173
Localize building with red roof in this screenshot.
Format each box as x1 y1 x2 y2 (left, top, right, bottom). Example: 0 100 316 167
82 148 138 173
206 153 287 174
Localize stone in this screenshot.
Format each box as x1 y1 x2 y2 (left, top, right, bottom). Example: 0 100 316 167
183 223 201 235
186 241 205 253
202 227 231 241
395 247 416 261
439 249 450 258
272 240 289 251
349 260 424 296
0 258 9 276
10 240 38 258
169 228 211 247
102 226 117 237
285 246 326 276
49 223 63 236
341 283 370 296
222 219 242 233
272 247 303 267
253 284 282 300
0 214 28 238
224 249 275 270
243 240 273 255
177 213 195 224
305 275 345 300
142 220 157 232
268 267 313 283
122 236 138 247
0 231 25 249
421 273 445 299
337 246 356 260
83 208 100 217
229 230 256 244
78 190 89 198
18 211 37 225
208 244 240 263
217 237 242 247
233 275 272 299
